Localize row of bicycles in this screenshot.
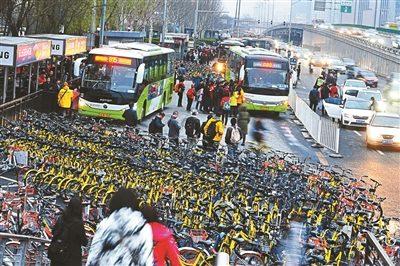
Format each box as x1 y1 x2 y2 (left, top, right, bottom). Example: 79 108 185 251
0 110 399 265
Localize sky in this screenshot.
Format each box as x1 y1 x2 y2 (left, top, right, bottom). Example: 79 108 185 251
221 0 292 23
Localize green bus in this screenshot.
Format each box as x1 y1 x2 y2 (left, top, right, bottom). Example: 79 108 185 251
226 46 292 114
79 42 175 120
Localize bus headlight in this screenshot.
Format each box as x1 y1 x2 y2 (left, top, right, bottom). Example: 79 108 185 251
79 98 88 108
280 100 288 106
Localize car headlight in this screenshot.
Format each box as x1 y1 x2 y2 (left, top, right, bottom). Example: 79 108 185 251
343 113 350 118
367 128 381 139
377 39 385 45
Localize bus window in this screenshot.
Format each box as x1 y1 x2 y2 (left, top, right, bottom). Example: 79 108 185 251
162 54 167 78
167 53 174 75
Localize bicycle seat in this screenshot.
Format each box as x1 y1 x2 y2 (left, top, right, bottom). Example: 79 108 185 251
232 237 245 244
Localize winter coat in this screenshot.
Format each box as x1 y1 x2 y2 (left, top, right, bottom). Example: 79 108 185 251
150 222 181 266
230 91 238 106
123 108 138 127
168 117 181 139
236 89 245 105
71 89 80 110
58 86 73 109
50 215 87 266
204 118 224 142
238 106 250 134
86 208 153 266
225 126 243 145
149 116 165 135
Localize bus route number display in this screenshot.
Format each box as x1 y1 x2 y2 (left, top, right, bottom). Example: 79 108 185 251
253 61 283 69
94 55 132 66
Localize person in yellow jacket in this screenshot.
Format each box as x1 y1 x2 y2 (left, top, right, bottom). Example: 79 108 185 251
230 90 239 116
203 115 224 150
58 82 74 117
236 87 245 106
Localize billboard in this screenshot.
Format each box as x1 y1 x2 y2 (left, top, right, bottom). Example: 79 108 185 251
15 40 51 66
65 37 87 56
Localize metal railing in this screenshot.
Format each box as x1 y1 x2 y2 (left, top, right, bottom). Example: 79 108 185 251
363 231 395 266
0 91 43 121
0 232 51 266
289 89 340 153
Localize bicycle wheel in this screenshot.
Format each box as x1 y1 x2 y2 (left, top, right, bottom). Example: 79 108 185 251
234 251 264 266
179 247 211 266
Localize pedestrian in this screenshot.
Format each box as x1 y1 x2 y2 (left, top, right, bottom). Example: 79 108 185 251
202 84 212 113
186 84 196 111
122 102 138 127
329 82 339 98
204 114 224 151
57 82 73 117
238 105 250 146
320 83 330 114
177 63 186 82
314 75 324 89
42 78 53 112
71 87 80 113
195 84 204 111
252 119 266 145
296 62 301 80
236 86 245 108
48 197 87 266
149 112 166 135
230 90 239 117
142 205 181 266
220 89 230 125
86 188 153 265
200 114 213 149
167 111 181 146
309 87 320 112
174 81 185 107
370 97 377 111
55 80 62 91
185 110 201 148
225 117 243 157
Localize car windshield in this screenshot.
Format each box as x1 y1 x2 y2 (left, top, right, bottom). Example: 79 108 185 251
342 58 355 64
345 100 371 110
358 91 382 101
361 71 375 78
330 59 344 65
371 116 400 128
345 80 366 88
83 63 136 93
245 68 288 89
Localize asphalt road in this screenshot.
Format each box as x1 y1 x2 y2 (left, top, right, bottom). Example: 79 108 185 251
296 67 400 218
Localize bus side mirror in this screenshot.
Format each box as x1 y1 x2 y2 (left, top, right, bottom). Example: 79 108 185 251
239 65 245 81
136 63 146 84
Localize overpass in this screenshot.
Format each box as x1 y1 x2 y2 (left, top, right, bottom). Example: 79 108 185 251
264 24 400 76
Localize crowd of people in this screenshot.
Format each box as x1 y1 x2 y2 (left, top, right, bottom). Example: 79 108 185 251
49 189 181 266
308 69 340 113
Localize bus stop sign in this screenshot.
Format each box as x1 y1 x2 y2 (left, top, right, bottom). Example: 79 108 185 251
289 57 297 66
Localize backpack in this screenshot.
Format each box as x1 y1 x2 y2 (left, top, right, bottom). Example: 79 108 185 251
309 89 318 102
230 126 241 144
185 117 196 136
223 101 230 111
206 121 217 139
48 218 70 263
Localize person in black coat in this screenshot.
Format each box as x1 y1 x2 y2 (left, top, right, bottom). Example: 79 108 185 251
49 197 87 266
148 112 166 135
122 102 138 127
320 83 330 114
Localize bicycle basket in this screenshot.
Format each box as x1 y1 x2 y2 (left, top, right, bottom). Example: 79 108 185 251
189 229 208 243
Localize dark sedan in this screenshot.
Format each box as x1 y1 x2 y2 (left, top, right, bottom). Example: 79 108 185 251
356 70 378 88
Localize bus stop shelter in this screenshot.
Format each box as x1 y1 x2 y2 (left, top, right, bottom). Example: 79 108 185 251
28 34 87 81
0 37 51 104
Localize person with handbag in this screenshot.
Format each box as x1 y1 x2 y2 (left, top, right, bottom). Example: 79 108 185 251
48 197 87 266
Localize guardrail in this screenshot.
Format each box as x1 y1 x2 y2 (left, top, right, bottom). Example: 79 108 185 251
0 232 51 265
363 231 395 266
0 91 43 121
288 90 340 154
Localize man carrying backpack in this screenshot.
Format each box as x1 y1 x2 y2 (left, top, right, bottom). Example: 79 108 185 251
204 114 224 151
225 117 242 158
185 111 201 148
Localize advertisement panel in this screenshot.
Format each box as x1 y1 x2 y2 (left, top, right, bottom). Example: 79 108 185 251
0 45 14 66
51 40 64 56
15 40 51 66
65 37 87 56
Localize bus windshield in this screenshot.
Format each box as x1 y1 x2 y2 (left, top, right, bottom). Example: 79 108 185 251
245 68 288 92
83 63 136 93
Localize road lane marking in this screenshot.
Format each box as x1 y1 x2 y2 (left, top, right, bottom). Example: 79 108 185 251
353 130 362 136
0 175 18 183
316 151 329 165
376 150 385 156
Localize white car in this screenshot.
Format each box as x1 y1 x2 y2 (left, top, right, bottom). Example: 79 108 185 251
327 58 346 73
341 99 375 127
340 79 367 100
366 113 400 148
357 90 386 112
